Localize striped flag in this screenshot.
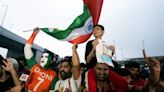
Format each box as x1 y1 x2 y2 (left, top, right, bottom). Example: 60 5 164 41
41 0 103 44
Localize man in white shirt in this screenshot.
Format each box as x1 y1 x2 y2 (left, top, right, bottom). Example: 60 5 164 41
54 45 81 92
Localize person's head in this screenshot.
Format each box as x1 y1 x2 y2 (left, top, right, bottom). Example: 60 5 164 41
93 24 104 38
0 57 19 78
39 49 54 68
17 56 26 69
116 68 132 84
59 56 72 80
94 63 109 82
126 61 140 79
140 69 149 80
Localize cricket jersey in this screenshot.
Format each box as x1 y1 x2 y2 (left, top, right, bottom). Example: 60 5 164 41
26 64 56 92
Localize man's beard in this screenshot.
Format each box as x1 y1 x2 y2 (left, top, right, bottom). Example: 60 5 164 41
131 74 139 79
60 70 71 80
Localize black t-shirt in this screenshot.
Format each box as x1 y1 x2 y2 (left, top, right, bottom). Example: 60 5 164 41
85 40 97 69
0 77 15 92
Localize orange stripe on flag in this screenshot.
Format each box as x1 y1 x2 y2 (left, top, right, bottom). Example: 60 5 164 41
69 33 92 44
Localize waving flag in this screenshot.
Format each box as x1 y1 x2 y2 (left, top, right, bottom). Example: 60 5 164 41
41 0 103 44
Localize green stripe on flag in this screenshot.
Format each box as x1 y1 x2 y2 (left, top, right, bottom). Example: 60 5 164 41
41 4 91 40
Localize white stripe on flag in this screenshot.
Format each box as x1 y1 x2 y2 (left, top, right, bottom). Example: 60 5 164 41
62 17 93 41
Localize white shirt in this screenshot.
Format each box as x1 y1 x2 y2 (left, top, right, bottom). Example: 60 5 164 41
54 75 81 92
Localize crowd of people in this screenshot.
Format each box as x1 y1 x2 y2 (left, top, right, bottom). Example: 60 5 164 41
0 25 164 92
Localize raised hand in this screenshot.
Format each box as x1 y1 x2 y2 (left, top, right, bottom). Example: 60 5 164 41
92 39 99 50
33 27 40 33
26 27 40 45
142 49 148 63
148 57 160 84
2 58 15 72
72 44 78 50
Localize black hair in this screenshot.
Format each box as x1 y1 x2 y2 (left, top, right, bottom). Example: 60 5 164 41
43 49 54 61
116 68 131 77
60 56 72 67
17 56 26 61
93 24 104 31
0 55 4 62
126 61 140 69
17 56 26 63
80 63 86 68
0 55 5 66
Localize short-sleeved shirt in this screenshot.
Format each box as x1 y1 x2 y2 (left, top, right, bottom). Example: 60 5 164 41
26 64 56 92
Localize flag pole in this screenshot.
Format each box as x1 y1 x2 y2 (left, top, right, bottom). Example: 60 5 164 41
23 30 33 32
142 40 148 64
1 5 8 27
142 40 145 49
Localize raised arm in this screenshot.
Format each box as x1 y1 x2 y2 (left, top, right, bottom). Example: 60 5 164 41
72 44 80 80
24 27 39 69
2 58 21 86
142 49 160 84
142 49 161 91
142 49 148 63
148 58 160 85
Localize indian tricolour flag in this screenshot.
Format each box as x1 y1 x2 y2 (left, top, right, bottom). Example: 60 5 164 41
40 0 103 44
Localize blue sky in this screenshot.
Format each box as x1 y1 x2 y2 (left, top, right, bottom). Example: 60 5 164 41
0 0 164 61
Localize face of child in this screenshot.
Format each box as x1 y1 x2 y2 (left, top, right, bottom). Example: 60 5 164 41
93 26 104 38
